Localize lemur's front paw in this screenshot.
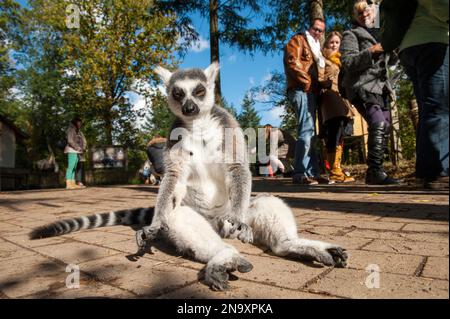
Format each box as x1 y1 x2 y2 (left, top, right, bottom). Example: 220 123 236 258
219 217 253 244
137 222 168 245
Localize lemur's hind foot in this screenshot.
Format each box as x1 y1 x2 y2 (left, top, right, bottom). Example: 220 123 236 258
200 255 253 291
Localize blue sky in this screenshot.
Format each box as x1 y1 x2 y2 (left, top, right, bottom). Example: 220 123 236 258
178 13 285 127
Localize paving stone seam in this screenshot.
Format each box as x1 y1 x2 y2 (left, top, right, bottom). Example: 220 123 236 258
357 238 376 250
359 248 447 258
0 289 11 299
413 256 428 277
300 267 334 290
0 235 140 298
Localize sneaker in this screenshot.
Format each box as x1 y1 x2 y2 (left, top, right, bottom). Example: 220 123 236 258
76 182 87 188
424 176 449 190
293 175 319 185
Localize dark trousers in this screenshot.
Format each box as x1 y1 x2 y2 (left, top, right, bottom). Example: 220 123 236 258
400 43 449 179
75 160 84 184
323 117 349 152
352 92 391 128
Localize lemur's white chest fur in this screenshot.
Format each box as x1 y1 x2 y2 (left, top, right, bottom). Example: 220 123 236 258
179 114 230 218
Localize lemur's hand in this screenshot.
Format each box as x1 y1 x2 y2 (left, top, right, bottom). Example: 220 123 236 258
218 215 253 244
136 220 168 247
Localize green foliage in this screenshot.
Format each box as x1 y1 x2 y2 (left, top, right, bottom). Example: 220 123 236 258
237 93 260 130
142 91 175 139
220 96 238 119
396 77 416 160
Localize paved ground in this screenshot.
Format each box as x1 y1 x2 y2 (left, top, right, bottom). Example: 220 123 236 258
0 178 448 299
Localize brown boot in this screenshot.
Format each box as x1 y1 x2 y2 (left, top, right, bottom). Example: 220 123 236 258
328 145 355 183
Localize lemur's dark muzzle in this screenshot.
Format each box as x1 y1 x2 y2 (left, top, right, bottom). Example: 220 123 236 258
182 99 199 116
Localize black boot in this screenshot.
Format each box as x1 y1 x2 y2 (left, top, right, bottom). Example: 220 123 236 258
365 122 400 185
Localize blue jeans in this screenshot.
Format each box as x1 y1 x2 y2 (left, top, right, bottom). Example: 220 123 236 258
288 89 319 178
400 43 449 179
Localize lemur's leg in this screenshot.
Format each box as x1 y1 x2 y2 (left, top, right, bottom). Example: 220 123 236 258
217 162 253 243
166 205 253 291
246 194 348 267
137 148 189 245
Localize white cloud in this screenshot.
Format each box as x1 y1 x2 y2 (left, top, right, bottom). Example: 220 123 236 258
189 36 210 53
228 54 237 63
269 106 284 119
249 77 255 86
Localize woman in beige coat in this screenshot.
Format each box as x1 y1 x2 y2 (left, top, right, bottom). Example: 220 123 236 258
319 32 356 183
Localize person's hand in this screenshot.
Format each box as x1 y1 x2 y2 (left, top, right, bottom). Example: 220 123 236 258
369 43 384 54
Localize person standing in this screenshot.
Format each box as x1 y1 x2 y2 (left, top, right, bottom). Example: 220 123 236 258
284 18 326 185
381 0 449 190
319 31 356 183
340 0 400 185
64 117 86 189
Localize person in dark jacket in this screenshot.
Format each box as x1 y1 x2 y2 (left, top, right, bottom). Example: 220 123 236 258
146 135 166 183
381 0 449 190
340 0 400 185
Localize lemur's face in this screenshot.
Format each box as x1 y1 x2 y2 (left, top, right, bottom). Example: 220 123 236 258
154 63 219 120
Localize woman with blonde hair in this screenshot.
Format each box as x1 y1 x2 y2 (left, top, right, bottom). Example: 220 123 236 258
319 31 356 183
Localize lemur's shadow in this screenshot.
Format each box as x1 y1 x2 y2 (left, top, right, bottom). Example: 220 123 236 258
124 223 325 289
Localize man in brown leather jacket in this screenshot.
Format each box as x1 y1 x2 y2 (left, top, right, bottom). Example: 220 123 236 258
284 18 325 185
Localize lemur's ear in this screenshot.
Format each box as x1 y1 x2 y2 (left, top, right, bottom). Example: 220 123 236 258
204 62 220 85
154 66 173 86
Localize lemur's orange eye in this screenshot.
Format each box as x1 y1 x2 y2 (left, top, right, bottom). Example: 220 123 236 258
196 89 205 97
193 84 206 98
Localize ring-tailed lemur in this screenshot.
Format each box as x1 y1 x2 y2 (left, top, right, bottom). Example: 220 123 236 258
30 62 348 291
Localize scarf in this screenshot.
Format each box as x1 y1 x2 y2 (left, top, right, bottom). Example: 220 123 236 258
325 50 342 68
305 30 325 69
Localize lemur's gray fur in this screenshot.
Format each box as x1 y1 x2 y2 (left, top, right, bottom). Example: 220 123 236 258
30 63 348 291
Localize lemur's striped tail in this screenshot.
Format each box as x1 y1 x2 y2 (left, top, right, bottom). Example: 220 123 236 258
29 207 154 240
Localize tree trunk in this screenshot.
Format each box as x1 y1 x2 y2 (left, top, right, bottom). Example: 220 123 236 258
104 111 113 145
209 0 221 103
309 0 325 44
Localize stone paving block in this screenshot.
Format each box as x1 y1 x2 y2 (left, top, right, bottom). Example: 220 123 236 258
78 255 199 297
2 233 70 248
346 228 449 244
0 222 31 236
236 255 326 290
378 217 449 225
422 257 449 280
68 231 134 246
305 219 405 231
0 254 67 298
25 280 136 298
300 212 379 221
402 223 449 233
0 239 37 261
34 242 122 264
308 268 449 299
299 225 349 236
158 280 330 299
362 239 449 257
345 249 423 275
